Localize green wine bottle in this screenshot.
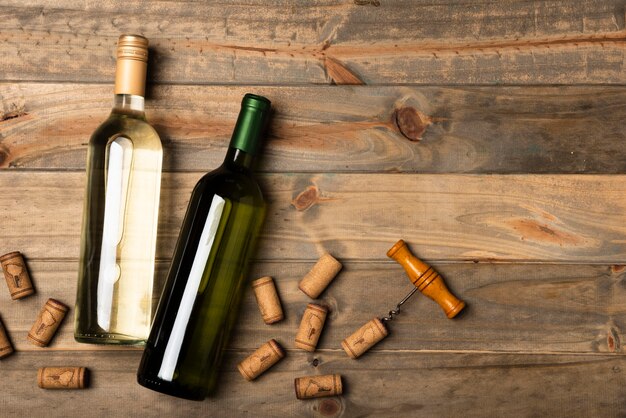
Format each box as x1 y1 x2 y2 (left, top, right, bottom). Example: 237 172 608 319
137 93 271 400
75 35 163 345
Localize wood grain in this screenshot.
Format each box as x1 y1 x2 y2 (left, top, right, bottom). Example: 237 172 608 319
1 350 625 417
3 84 626 173
2 261 624 355
0 172 624 262
2 0 625 415
1 1 625 85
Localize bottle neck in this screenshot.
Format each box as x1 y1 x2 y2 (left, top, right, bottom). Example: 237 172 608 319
223 147 256 171
112 94 145 118
221 94 271 173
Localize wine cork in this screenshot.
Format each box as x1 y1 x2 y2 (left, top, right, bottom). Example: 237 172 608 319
294 303 328 352
27 298 68 347
237 339 285 381
38 367 88 389
341 317 388 359
252 276 284 324
298 253 342 299
294 374 343 399
0 317 14 359
0 251 35 300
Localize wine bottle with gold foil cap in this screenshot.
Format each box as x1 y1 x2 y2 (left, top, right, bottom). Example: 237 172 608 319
137 94 270 400
74 34 163 345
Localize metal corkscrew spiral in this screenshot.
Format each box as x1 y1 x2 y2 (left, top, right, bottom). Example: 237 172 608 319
380 287 419 323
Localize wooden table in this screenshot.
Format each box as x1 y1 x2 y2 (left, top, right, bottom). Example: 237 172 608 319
1 1 626 416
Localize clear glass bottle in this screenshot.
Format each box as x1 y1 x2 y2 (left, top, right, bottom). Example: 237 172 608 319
75 35 163 345
137 94 270 400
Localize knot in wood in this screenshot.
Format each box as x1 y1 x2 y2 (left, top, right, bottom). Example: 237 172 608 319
319 398 341 416
608 328 621 352
354 0 381 6
292 185 320 211
394 106 432 141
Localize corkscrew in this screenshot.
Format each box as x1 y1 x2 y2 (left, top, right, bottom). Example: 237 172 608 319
341 239 466 359
380 286 419 324
386 239 465 319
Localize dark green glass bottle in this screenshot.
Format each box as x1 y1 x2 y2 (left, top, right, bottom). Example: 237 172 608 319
137 94 270 400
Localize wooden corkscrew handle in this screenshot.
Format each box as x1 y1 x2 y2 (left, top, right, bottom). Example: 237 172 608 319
387 240 465 319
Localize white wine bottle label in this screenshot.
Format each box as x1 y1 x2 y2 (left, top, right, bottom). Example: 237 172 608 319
97 136 133 331
158 194 226 382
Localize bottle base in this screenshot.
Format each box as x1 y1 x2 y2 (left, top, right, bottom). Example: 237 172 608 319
137 374 206 401
74 332 146 346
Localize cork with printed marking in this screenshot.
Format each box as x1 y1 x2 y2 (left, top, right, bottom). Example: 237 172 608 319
295 303 328 352
294 374 343 399
238 339 285 381
38 367 88 389
341 317 388 359
27 298 68 347
0 251 34 300
0 317 14 359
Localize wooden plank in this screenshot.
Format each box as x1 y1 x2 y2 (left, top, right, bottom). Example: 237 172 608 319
0 172 624 262
2 260 625 355
1 350 625 417
3 84 626 173
1 1 625 84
